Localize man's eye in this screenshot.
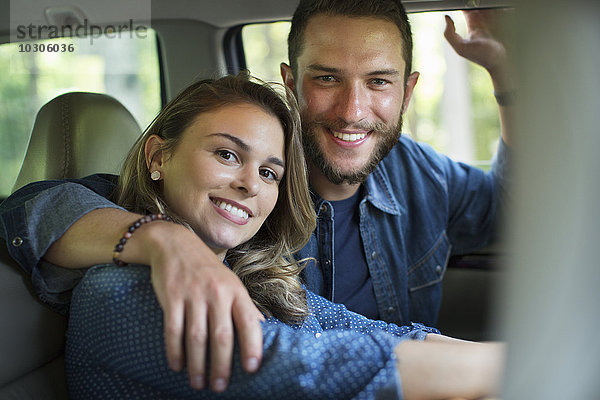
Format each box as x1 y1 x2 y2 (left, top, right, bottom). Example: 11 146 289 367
371 78 389 86
316 75 336 83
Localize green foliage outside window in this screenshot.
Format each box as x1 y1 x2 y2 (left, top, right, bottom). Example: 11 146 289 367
0 33 160 197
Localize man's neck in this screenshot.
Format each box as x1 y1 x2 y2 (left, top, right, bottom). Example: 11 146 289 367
308 163 361 201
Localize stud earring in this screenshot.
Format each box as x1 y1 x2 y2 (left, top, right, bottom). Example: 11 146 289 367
150 170 161 181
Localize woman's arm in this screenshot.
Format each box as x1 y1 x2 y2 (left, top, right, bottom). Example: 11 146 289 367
69 265 420 399
304 289 439 338
395 334 505 400
69 265 505 400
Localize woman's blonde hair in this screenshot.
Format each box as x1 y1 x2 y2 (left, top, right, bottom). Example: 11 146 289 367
115 73 316 323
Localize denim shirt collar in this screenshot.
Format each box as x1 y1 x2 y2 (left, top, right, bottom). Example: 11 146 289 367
310 166 405 217
363 167 405 216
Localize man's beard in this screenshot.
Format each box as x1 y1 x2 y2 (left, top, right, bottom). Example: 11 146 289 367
301 116 402 185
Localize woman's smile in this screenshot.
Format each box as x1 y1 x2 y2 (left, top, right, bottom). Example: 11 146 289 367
210 196 252 224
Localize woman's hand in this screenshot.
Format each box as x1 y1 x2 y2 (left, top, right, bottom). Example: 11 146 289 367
136 221 265 392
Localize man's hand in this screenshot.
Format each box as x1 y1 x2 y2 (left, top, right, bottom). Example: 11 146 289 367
444 10 513 92
443 9 515 144
143 222 265 392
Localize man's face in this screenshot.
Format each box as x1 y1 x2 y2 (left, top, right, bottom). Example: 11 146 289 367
282 15 417 185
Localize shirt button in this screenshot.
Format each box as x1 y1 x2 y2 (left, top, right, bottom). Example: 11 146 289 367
387 306 395 313
11 237 24 247
315 332 322 338
320 204 328 213
435 265 443 275
371 251 377 259
324 260 331 266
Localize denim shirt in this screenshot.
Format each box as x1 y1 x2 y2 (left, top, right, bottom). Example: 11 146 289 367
67 265 438 399
298 135 509 326
0 136 508 324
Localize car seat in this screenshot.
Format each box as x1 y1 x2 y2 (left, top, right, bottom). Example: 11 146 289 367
0 92 141 399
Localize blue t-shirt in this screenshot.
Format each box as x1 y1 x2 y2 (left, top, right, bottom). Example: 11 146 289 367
331 187 379 320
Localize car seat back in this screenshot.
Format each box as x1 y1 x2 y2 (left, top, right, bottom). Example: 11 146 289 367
1 92 142 399
13 91 141 191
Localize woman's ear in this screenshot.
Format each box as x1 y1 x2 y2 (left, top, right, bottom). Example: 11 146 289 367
145 134 166 174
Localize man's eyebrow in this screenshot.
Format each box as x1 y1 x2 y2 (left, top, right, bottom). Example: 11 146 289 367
306 64 340 74
307 64 400 77
366 69 401 77
209 133 285 168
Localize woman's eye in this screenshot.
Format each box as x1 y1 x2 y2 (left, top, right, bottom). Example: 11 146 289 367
260 168 278 182
217 150 237 162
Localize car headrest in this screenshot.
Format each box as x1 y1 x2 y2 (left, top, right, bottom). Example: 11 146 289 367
12 92 142 192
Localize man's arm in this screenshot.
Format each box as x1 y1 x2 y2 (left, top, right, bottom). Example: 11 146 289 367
444 9 515 145
438 10 514 252
0 176 263 392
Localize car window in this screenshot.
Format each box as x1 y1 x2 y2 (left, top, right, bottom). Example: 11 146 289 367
0 30 161 197
242 11 500 171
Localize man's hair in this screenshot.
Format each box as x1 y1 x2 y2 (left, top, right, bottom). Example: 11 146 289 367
116 72 316 323
288 0 413 81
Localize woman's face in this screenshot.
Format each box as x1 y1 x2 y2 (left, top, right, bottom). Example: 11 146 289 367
151 103 285 258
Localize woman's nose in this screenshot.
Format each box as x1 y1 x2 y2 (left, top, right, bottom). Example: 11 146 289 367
232 168 260 197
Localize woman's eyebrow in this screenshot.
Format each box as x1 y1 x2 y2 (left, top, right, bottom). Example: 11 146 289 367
268 156 285 169
209 132 250 151
209 132 284 168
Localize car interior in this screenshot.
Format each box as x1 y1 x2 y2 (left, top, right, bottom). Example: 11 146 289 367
1 0 599 399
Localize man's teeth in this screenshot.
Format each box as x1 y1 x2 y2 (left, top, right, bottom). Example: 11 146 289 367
215 200 249 220
332 131 367 142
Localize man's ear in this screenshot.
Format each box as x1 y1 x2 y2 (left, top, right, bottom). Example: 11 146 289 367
401 71 420 114
145 134 166 173
280 62 295 92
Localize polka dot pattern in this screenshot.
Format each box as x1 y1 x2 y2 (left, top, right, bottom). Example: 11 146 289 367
66 265 438 399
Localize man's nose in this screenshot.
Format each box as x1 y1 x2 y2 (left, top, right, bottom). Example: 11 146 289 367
334 83 368 125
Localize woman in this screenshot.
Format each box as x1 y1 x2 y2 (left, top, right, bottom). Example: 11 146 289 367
65 73 503 399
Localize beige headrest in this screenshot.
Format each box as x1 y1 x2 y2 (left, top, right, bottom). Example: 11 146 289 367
12 92 142 192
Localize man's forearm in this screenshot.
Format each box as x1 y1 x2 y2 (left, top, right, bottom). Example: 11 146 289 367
43 207 143 268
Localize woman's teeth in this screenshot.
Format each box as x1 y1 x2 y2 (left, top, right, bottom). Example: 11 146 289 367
214 200 249 220
332 131 367 142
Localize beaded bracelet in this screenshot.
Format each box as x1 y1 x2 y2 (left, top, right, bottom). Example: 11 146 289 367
112 213 173 267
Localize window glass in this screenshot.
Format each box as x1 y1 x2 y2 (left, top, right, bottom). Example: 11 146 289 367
242 11 500 170
0 31 161 197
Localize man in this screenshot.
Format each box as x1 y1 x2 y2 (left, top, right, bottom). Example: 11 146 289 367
0 0 512 393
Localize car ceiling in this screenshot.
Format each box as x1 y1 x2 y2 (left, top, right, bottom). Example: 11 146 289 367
1 0 512 34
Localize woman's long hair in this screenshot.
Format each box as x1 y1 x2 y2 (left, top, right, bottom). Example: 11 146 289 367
115 72 315 323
